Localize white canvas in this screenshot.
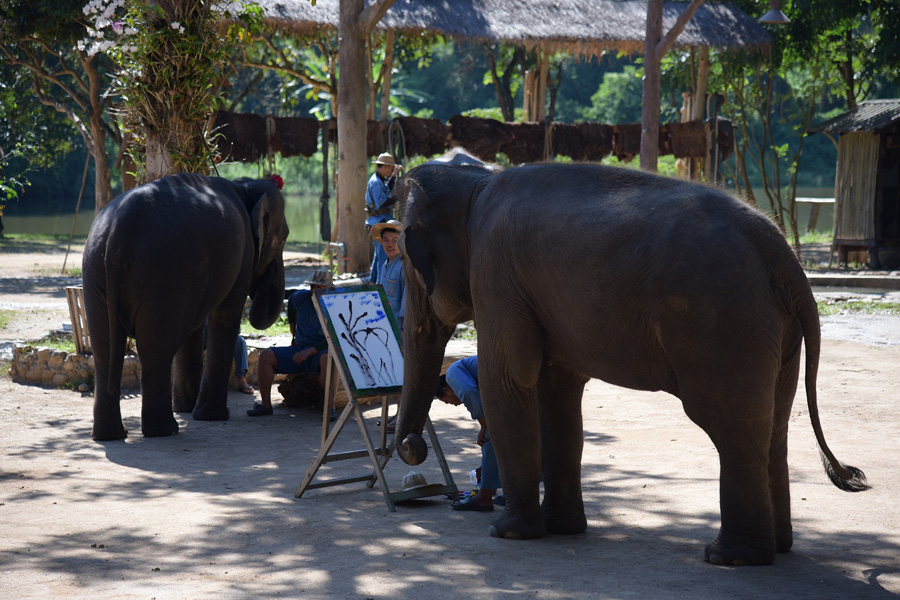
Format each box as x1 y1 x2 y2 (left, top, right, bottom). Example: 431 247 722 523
320 290 403 390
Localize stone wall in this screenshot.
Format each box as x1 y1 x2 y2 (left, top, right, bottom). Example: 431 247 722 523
8 343 262 391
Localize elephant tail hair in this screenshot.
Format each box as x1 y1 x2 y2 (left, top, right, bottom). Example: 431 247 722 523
800 293 870 493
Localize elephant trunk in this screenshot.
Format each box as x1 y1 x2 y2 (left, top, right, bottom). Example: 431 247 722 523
249 257 285 330
395 282 455 466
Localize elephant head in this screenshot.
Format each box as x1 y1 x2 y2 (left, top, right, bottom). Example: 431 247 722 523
394 158 497 465
234 178 289 330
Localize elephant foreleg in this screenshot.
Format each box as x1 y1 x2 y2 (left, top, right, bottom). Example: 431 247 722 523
478 342 546 540
172 328 204 413
538 363 589 535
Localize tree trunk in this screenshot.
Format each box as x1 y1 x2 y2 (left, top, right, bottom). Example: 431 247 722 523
87 62 114 213
692 46 710 122
338 0 375 273
90 119 113 213
640 0 664 171
640 0 705 172
379 29 395 122
144 132 176 182
487 45 522 123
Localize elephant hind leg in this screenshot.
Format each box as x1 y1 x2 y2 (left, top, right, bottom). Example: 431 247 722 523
703 424 779 566
86 286 128 441
139 357 180 438
172 327 204 413
771 325 803 554
682 381 779 566
538 363 589 536
135 333 180 438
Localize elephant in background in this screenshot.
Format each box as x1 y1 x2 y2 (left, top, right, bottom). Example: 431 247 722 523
83 173 289 441
393 156 868 566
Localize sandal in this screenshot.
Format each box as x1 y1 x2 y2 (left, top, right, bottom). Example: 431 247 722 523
238 383 254 395
246 403 273 417
451 497 494 512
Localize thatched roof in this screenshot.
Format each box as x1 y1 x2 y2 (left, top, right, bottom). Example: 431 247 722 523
807 99 900 135
258 0 771 56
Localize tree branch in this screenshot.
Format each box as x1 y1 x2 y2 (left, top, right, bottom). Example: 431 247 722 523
359 0 396 35
657 0 705 59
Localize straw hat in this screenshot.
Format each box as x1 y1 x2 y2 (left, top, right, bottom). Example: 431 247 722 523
303 269 333 287
402 471 430 490
371 219 403 242
374 152 399 167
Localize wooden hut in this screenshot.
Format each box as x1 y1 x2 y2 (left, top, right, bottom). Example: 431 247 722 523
259 1 771 56
258 0 770 124
808 100 900 269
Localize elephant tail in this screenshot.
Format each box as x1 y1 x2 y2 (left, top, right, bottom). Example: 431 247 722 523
799 290 870 492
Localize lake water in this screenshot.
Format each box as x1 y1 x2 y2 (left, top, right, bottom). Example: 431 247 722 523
2 187 836 239
3 194 335 243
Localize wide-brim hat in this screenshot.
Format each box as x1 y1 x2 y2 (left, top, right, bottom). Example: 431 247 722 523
371 220 403 241
402 471 430 490
303 269 333 287
374 152 399 167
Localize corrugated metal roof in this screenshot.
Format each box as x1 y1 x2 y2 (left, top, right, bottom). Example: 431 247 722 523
807 99 900 135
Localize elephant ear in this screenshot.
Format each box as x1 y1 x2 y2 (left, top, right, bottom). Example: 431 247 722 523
251 193 270 263
400 183 436 296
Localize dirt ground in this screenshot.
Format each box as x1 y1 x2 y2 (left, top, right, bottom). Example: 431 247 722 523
1 245 899 599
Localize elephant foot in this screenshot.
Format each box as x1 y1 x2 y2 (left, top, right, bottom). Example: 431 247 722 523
542 504 588 536
704 533 776 566
192 404 230 421
776 529 793 554
92 421 128 441
488 510 547 540
172 398 196 413
142 416 180 438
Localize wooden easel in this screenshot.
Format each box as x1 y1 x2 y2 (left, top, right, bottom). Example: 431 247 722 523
294 287 457 510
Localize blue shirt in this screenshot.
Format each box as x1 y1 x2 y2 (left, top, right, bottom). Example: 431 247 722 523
369 242 388 284
286 289 327 351
364 172 392 227
446 356 481 420
377 254 405 329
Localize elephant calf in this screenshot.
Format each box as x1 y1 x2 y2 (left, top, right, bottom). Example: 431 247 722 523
392 156 868 566
83 173 289 441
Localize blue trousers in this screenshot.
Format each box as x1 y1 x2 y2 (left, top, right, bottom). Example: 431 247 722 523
480 434 501 490
234 335 248 376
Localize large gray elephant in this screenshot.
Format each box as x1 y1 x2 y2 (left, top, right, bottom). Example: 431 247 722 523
83 173 289 441
393 158 868 566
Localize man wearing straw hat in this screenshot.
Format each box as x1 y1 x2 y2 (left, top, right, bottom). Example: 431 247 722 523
365 153 402 283
248 269 334 417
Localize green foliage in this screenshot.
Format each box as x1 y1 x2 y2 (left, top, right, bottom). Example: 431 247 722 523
462 107 524 122
452 321 478 341
0 0 113 205
0 310 12 330
31 332 78 354
602 154 679 178
817 300 900 317
395 40 497 122
242 315 291 337
60 371 93 391
799 230 833 245
82 1 263 178
583 65 644 124
215 153 324 197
